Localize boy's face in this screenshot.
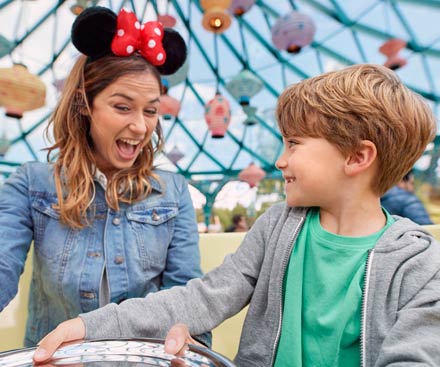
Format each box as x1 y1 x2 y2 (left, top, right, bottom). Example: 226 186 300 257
276 136 347 208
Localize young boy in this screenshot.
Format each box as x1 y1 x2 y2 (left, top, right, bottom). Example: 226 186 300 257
35 64 440 367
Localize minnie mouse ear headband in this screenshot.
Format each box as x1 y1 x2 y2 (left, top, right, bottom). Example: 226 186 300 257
71 6 187 75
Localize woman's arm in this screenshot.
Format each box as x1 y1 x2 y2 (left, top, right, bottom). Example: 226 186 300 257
0 164 33 311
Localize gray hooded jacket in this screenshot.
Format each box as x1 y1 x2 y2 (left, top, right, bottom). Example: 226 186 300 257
81 203 440 367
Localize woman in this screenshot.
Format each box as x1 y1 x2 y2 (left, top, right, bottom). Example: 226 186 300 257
0 6 204 347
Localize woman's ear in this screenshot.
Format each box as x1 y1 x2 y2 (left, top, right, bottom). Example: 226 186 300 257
344 140 377 176
80 106 89 116
74 90 89 116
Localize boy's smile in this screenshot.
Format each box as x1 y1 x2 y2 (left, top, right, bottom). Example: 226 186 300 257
284 176 295 184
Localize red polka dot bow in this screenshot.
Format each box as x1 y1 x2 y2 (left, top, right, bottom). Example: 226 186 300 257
111 8 166 66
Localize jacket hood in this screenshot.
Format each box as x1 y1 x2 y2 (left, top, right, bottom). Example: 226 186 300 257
375 216 435 253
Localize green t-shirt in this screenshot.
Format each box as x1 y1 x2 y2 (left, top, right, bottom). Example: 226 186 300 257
274 208 394 367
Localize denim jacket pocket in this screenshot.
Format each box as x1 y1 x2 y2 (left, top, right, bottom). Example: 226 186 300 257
31 195 69 261
126 206 179 225
126 206 178 269
32 196 60 219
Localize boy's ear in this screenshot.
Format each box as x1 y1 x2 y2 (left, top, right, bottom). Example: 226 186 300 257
344 140 377 176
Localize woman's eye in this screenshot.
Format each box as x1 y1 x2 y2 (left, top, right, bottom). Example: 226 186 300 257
115 105 129 112
144 109 158 116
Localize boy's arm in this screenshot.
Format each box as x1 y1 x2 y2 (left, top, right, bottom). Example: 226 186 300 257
33 206 273 362
33 254 255 363
81 232 261 339
79 206 272 340
374 271 440 366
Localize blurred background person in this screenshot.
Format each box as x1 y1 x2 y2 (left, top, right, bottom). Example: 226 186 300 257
381 169 433 225
225 214 249 232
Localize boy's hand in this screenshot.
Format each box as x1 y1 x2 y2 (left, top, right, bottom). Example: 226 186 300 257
33 320 201 363
164 323 203 356
33 317 86 364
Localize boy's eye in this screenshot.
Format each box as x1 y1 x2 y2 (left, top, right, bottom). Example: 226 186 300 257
287 140 297 147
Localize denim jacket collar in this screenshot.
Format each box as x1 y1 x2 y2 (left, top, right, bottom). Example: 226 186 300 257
92 165 164 193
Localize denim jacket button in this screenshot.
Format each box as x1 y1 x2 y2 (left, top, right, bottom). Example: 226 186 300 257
80 291 95 299
114 255 125 264
87 251 101 258
112 217 121 225
152 210 160 221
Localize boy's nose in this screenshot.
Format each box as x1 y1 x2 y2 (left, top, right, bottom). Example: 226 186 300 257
275 156 287 169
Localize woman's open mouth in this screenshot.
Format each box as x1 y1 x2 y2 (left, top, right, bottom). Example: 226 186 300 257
116 138 142 160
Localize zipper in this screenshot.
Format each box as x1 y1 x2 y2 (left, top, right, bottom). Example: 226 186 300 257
360 248 375 367
98 208 111 306
269 215 305 367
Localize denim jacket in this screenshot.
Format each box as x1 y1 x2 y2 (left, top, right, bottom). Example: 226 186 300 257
0 162 202 346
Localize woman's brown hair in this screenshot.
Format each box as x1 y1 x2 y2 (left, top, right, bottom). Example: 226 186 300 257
45 54 164 228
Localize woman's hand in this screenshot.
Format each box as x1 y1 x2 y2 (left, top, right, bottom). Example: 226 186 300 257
164 323 203 356
33 317 86 364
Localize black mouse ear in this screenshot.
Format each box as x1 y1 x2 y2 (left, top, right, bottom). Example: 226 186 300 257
71 6 117 61
156 28 187 75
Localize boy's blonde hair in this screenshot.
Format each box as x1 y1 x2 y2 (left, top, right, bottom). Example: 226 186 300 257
276 63 437 195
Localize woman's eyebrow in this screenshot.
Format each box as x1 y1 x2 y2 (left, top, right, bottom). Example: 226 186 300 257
110 93 160 104
110 92 134 101
149 97 161 104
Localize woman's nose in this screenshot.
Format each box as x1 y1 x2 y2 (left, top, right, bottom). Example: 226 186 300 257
129 113 147 134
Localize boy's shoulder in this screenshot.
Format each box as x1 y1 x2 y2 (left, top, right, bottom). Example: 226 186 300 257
256 202 308 229
372 218 440 316
263 201 307 217
378 217 436 248
377 218 440 268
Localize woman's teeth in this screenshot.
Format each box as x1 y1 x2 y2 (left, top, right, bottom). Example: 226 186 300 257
119 138 140 146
